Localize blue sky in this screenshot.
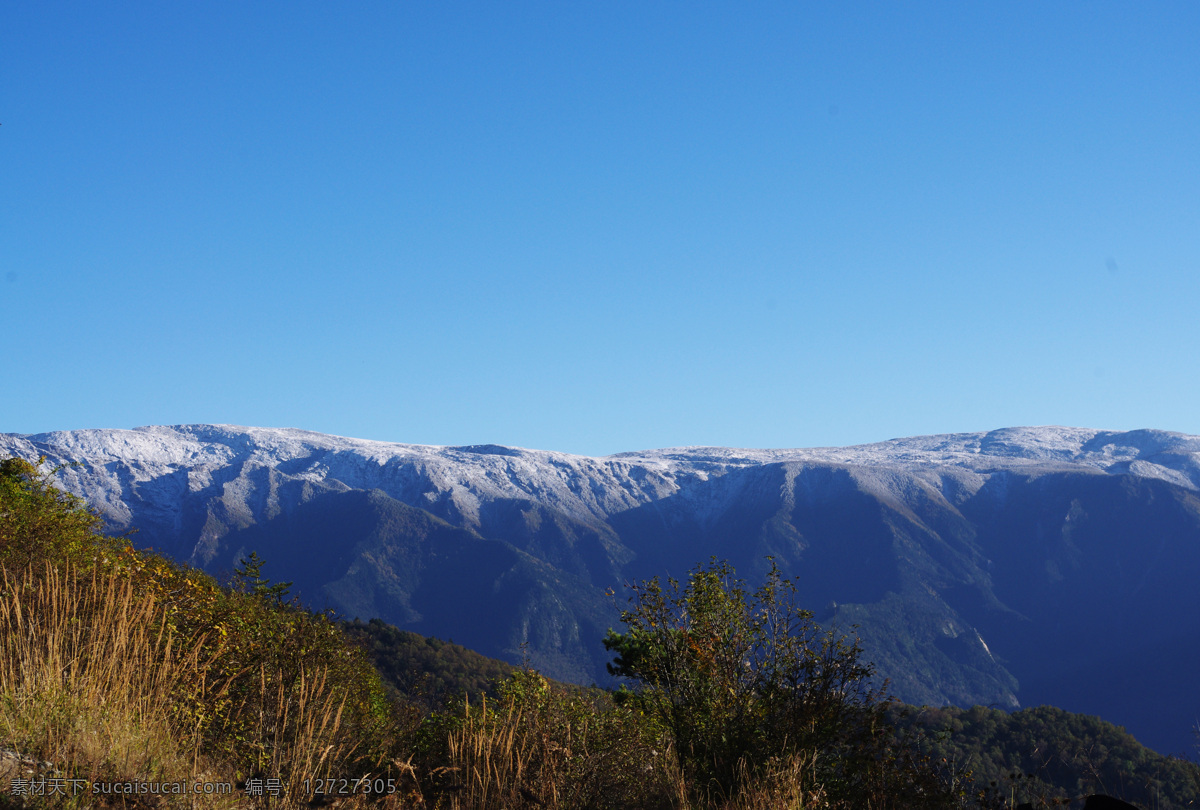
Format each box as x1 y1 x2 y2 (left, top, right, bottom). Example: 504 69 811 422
3 2 1198 456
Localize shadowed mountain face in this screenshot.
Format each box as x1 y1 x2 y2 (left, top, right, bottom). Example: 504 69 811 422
213 488 615 682
3 424 1199 754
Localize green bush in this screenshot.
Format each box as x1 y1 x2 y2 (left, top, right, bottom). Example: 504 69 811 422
604 557 962 807
0 457 114 570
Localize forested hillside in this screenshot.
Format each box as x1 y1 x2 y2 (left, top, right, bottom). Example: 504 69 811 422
339 617 516 709
895 705 1200 808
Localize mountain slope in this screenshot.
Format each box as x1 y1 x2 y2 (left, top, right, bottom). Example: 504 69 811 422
3 424 1199 753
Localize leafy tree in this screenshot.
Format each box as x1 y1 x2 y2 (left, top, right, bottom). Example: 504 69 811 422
603 557 960 806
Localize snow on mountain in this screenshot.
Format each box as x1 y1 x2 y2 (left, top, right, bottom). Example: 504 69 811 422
4 424 1199 535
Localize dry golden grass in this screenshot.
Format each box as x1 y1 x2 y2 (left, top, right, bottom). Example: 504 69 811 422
443 694 528 810
713 754 828 810
0 564 203 797
0 563 358 809
430 696 843 810
428 676 685 810
251 663 355 800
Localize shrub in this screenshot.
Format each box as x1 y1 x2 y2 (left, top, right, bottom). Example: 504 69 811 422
0 458 113 571
604 557 962 807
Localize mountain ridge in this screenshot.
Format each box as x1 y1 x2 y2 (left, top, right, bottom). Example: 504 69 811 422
3 423 1199 755
7 424 1200 533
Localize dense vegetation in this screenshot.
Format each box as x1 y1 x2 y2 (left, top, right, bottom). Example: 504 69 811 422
340 617 516 710
893 704 1200 809
1 455 1197 809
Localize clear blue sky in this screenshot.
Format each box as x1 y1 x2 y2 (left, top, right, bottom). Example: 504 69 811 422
3 2 1198 456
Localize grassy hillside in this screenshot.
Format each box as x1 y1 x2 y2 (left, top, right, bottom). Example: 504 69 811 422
0 458 400 807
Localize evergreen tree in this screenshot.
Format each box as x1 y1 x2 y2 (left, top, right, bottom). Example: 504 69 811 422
231 550 293 604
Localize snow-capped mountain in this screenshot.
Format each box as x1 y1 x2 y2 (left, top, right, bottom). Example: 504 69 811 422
3 424 1199 755
6 423 1199 541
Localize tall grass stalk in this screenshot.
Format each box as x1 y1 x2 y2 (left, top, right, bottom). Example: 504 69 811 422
0 562 202 795
436 681 683 810
257 662 355 800
444 694 534 810
716 753 827 810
